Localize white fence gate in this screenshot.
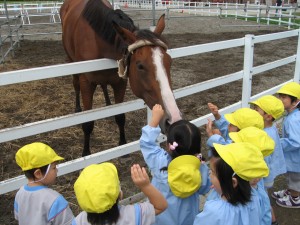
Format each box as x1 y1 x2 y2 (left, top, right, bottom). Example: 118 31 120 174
0 29 300 195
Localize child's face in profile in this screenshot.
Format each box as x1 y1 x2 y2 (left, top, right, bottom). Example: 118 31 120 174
209 157 222 196
228 123 239 133
249 178 261 187
278 94 294 111
41 162 58 186
252 105 265 117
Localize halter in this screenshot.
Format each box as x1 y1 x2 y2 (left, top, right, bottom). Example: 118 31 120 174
117 39 168 79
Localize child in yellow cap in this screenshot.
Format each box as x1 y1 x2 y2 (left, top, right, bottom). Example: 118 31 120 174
140 104 211 225
250 95 286 224
229 127 275 225
206 103 264 148
73 163 167 225
14 142 74 225
272 82 300 209
193 142 269 225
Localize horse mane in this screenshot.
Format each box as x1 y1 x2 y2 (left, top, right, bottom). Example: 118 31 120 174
82 0 168 52
82 0 137 52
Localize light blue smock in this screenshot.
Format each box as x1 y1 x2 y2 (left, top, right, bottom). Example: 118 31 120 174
193 190 261 225
140 125 211 225
206 116 232 148
281 109 300 172
264 125 287 184
252 180 271 225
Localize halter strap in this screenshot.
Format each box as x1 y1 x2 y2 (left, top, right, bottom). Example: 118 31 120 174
117 39 168 79
128 39 168 53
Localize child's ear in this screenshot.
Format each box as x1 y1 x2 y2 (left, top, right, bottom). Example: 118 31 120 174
119 189 123 201
232 177 238 188
33 169 43 179
266 114 274 122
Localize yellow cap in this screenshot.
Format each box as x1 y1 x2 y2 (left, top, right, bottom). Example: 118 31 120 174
168 155 201 198
74 163 120 213
224 108 264 130
229 127 275 157
277 82 300 99
250 95 284 120
213 143 269 181
15 142 64 171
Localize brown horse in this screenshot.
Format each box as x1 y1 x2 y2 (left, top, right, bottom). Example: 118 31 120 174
60 0 182 156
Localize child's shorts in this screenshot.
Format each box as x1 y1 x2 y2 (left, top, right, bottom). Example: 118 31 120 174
287 172 300 192
264 181 274 190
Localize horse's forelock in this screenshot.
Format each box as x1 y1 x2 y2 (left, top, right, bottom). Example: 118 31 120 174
136 30 168 48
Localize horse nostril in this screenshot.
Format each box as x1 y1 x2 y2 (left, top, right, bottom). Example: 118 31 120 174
159 115 170 134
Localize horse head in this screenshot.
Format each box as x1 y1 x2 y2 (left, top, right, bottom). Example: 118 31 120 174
113 14 182 133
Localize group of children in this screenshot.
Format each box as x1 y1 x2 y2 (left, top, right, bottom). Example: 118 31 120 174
13 82 300 225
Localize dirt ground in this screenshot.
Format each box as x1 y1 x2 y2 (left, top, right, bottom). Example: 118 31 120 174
0 9 299 225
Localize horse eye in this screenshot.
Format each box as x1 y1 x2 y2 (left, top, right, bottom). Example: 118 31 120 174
136 62 144 70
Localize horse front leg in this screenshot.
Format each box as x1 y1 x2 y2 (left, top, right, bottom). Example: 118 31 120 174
79 76 96 156
112 79 127 146
101 84 126 145
73 75 82 112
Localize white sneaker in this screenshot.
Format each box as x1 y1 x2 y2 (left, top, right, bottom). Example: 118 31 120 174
271 189 290 200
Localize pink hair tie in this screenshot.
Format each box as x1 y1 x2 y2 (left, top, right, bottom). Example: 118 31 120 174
170 142 178 151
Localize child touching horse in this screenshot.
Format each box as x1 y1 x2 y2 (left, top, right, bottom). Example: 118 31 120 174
193 143 269 225
140 104 211 225
14 142 74 225
272 82 300 209
73 163 167 225
206 104 264 148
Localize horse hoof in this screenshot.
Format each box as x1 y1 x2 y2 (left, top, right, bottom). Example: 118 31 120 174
75 108 82 113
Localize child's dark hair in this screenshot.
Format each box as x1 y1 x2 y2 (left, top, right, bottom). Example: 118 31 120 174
167 120 201 159
24 164 49 180
210 147 251 205
87 200 119 225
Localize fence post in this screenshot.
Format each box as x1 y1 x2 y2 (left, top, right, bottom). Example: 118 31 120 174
294 29 300 83
242 34 255 107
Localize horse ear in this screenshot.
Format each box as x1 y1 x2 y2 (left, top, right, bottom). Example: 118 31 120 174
153 14 165 35
112 21 136 45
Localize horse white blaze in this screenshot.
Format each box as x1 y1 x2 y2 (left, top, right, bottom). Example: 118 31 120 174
152 48 182 124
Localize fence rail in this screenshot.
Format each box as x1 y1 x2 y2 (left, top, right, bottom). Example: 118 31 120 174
0 28 299 195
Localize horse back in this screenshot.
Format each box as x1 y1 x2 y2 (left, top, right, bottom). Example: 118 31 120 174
60 0 120 62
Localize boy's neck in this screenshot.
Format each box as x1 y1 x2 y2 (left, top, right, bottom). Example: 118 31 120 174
27 179 44 187
264 121 273 128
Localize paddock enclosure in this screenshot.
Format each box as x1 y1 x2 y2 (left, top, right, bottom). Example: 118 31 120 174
1 6 300 225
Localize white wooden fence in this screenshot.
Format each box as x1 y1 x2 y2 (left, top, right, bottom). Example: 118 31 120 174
1 28 300 195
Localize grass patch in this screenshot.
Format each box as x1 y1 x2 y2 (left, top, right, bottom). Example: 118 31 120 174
223 14 300 29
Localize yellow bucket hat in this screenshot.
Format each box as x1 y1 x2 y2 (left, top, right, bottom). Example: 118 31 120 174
250 95 284 120
224 108 264 130
168 155 201 198
229 127 275 157
213 143 269 181
277 82 300 99
15 142 64 171
74 163 120 213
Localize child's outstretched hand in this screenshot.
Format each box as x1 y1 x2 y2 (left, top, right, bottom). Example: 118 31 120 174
207 103 221 120
206 118 214 137
149 104 164 127
131 164 150 189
